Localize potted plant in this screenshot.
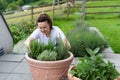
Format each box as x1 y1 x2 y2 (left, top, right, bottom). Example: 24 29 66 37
68 47 120 80
25 40 73 80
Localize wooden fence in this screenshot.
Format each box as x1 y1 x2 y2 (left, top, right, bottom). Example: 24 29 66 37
84 0 120 15
3 0 120 24
4 1 73 24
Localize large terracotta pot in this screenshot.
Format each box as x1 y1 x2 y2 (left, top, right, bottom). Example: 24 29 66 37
25 51 73 80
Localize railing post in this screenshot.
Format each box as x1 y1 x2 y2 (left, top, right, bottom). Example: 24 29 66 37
31 7 33 20
58 0 62 15
81 0 86 20
66 0 70 19
52 0 56 22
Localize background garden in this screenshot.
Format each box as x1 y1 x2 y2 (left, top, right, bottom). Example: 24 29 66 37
1 0 120 55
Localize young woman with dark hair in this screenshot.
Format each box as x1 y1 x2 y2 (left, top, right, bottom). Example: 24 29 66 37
25 13 71 49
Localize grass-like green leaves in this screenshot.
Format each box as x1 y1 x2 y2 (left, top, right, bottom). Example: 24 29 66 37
67 21 108 57
37 50 57 61
29 40 69 61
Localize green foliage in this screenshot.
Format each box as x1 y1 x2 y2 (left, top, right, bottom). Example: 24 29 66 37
1 0 59 11
16 0 24 6
6 0 24 11
70 48 120 80
37 50 57 61
23 0 39 4
0 0 7 11
54 40 69 60
10 25 21 44
10 20 36 44
53 15 78 35
86 18 120 54
29 40 54 59
85 0 120 53
86 47 100 57
7 1 18 11
29 40 69 61
67 20 108 57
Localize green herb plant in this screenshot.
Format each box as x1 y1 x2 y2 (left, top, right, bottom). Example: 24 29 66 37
29 40 54 59
37 50 57 61
67 21 108 57
29 39 69 61
70 47 120 80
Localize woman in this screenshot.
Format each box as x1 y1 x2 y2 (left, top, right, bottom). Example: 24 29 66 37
25 13 71 49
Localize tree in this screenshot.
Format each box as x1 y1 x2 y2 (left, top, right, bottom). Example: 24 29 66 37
0 0 7 11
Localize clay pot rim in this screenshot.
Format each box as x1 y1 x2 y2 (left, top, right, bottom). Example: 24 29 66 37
25 51 73 64
68 66 82 80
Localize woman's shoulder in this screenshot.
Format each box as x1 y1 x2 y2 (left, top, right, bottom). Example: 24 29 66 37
53 26 61 31
53 26 58 29
32 28 41 34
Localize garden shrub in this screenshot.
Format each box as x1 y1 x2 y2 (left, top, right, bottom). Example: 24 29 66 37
67 20 108 57
10 20 36 44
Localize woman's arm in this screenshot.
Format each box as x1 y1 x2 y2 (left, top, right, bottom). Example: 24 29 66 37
25 28 40 48
24 36 34 48
56 26 71 50
63 38 71 50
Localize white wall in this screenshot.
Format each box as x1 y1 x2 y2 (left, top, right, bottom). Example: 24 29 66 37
0 13 13 54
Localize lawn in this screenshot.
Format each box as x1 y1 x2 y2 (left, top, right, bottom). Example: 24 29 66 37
85 1 120 53
85 15 120 53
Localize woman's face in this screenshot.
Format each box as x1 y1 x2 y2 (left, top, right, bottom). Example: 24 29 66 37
37 21 50 35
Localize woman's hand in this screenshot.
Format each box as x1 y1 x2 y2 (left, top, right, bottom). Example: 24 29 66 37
63 38 71 50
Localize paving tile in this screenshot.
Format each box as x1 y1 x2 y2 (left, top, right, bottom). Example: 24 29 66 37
5 73 32 80
104 58 120 67
71 58 76 65
102 47 120 59
103 53 120 58
71 57 79 65
0 54 24 62
13 62 30 74
21 58 27 63
13 40 28 55
116 67 120 73
0 73 9 80
102 47 114 53
0 62 19 73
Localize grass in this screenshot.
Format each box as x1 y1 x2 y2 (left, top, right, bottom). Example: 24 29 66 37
86 1 120 6
85 0 120 53
86 1 120 13
85 15 120 53
53 14 81 35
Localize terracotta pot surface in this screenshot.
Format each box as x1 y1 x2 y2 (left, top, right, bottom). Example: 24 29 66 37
117 76 120 80
25 51 73 80
68 66 81 80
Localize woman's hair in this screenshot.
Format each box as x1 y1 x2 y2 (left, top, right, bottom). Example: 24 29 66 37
36 13 53 30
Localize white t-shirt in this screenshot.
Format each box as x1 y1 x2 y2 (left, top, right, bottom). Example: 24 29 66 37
30 26 66 45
